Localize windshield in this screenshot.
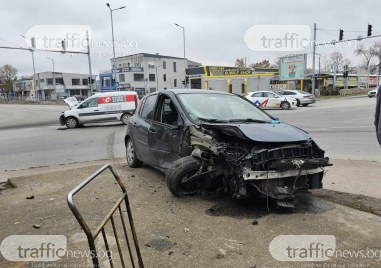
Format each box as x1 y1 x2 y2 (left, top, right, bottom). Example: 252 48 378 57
177 93 273 124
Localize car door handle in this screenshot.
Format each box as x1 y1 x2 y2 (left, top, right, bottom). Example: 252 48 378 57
94 109 99 111
149 128 156 133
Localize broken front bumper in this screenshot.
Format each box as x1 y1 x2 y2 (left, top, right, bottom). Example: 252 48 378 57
243 158 332 181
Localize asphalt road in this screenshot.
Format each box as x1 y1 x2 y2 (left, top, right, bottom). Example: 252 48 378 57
267 96 380 162
0 97 379 173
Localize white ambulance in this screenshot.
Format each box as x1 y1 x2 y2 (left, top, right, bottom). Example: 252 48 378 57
59 91 139 128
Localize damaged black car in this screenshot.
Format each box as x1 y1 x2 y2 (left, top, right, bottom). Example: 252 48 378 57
125 89 331 207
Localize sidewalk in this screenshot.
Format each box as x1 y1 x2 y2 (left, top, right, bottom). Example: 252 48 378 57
2 158 380 199
323 159 381 199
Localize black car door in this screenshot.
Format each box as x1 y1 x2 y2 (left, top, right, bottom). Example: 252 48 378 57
148 93 183 170
131 93 158 165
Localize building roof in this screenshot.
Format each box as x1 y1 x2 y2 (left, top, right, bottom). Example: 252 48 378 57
113 53 201 65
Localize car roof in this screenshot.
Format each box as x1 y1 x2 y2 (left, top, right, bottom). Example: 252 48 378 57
165 89 231 95
145 89 233 97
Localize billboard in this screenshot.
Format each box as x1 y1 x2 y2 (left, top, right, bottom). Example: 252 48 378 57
279 54 306 81
205 66 253 76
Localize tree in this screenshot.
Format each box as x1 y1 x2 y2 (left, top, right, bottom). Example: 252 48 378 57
250 59 270 69
327 51 352 73
235 58 245 67
370 41 381 73
0 64 18 100
354 44 375 73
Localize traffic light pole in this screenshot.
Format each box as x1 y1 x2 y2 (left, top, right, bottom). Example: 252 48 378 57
311 23 317 96
86 31 93 95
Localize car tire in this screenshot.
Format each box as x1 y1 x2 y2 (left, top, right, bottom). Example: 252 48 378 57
121 113 131 125
66 117 79 128
166 156 202 197
126 138 142 168
280 101 291 110
302 104 309 107
296 99 301 107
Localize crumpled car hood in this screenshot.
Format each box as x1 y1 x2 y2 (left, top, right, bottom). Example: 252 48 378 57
202 122 310 142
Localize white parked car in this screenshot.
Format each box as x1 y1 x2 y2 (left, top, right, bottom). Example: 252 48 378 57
368 86 379 98
59 91 139 128
277 90 316 107
246 91 297 110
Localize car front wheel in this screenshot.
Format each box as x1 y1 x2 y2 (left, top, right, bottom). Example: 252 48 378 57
66 117 79 128
126 138 142 168
280 101 291 110
166 156 202 197
121 113 131 124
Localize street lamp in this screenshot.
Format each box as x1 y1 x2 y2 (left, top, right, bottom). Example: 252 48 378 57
21 35 37 100
46 57 56 101
106 3 125 90
175 23 187 88
155 65 163 91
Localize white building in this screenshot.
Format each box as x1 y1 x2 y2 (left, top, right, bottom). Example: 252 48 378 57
13 76 35 98
105 53 201 93
33 72 96 101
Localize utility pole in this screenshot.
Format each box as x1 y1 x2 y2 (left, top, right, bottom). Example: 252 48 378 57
106 3 125 91
312 23 317 95
175 23 187 88
47 57 56 101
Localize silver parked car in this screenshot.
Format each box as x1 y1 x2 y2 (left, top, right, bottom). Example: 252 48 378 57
368 86 379 98
278 90 316 107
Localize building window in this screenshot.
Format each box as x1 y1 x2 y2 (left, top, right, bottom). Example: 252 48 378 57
55 78 64 85
148 63 155 69
149 74 155 82
119 74 125 82
127 62 130 67
173 62 177 72
149 87 156 93
134 74 144 82
82 79 88 85
72 79 81 86
163 74 167 82
163 61 166 69
47 78 53 85
119 64 122 68
174 79 177 87
40 79 45 83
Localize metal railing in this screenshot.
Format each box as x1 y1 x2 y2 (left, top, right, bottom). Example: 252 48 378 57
67 164 144 268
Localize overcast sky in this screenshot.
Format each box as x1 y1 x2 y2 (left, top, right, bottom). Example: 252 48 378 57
1 0 380 77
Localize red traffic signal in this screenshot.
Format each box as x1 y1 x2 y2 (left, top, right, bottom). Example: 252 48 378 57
367 24 373 37
339 29 344 41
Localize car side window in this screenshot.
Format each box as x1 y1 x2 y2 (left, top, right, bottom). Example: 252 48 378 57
79 98 98 109
155 96 180 126
289 92 296 95
279 91 287 95
267 92 276 98
252 92 262 97
140 94 157 120
262 92 269 97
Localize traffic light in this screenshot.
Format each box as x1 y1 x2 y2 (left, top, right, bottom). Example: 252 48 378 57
87 77 91 84
182 80 185 85
343 71 349 78
339 29 344 41
91 78 95 84
112 78 116 85
61 39 66 53
367 24 373 37
31 37 36 49
186 77 189 84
